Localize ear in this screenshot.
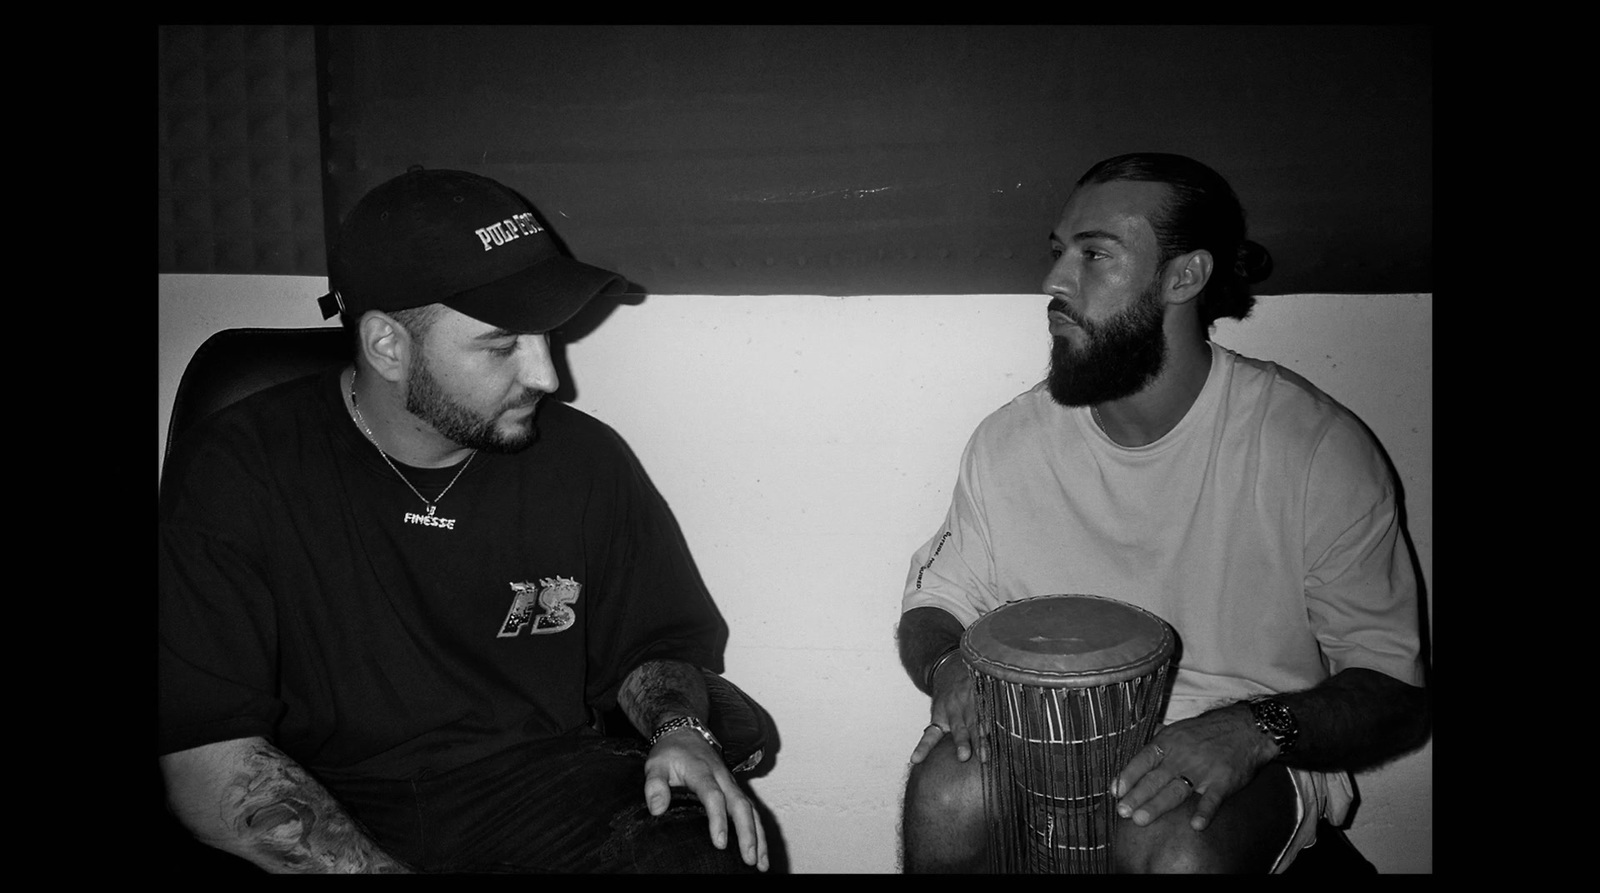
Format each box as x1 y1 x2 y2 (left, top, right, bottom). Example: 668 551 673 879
1163 250 1213 306
355 311 413 384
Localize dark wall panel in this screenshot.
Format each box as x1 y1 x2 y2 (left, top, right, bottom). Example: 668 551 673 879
158 26 327 275
321 25 1430 296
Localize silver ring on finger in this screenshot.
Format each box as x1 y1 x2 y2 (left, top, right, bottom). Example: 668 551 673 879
1174 774 1194 790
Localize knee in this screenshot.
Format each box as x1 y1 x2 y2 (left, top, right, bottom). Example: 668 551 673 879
1115 829 1227 874
612 794 761 874
902 736 987 872
1114 815 1220 874
1115 764 1297 873
904 736 983 820
1111 803 1262 874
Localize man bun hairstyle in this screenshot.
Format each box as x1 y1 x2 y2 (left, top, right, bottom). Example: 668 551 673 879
1078 152 1271 329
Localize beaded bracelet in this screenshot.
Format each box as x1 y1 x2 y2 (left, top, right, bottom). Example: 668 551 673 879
924 646 964 691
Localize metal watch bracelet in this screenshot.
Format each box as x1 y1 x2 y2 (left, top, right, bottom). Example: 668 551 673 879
1246 696 1299 755
649 714 722 753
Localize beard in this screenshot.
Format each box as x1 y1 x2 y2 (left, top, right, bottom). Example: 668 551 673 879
1046 275 1168 407
404 354 542 454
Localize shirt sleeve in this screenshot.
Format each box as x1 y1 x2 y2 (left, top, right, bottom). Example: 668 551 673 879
158 423 286 756
900 432 1000 628
579 426 729 713
1301 417 1426 688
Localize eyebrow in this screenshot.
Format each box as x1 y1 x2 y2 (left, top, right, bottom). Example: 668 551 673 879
1050 228 1127 246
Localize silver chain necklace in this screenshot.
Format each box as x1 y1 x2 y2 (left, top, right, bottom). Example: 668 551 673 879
348 372 475 530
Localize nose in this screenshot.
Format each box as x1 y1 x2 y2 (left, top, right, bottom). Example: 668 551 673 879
1042 253 1076 298
518 334 560 394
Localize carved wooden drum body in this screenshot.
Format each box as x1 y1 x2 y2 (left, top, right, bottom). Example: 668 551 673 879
961 594 1176 873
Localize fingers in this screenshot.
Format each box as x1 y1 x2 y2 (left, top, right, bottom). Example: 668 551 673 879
910 720 986 765
909 723 947 764
696 768 769 870
696 775 732 850
1189 785 1223 832
724 781 770 871
1114 740 1190 826
1121 772 1198 827
916 677 980 764
1113 741 1167 800
948 722 976 762
644 743 768 871
1113 712 1266 832
643 770 673 816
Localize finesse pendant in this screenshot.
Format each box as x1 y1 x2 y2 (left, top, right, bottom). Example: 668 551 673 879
349 372 472 533
404 507 458 530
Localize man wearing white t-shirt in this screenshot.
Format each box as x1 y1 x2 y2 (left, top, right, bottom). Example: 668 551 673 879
897 153 1430 873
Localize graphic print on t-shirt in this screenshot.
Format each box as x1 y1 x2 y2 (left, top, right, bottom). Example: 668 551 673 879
497 576 582 637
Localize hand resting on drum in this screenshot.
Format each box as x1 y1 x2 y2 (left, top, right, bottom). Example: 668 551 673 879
1111 703 1277 833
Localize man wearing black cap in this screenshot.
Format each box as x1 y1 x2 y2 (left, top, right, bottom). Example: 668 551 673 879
159 169 767 873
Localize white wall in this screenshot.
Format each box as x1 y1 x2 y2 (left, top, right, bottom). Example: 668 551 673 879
158 275 1432 873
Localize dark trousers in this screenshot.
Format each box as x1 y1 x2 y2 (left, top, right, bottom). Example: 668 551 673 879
327 733 757 874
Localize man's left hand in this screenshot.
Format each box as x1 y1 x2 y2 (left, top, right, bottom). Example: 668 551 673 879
1112 703 1277 832
644 728 769 871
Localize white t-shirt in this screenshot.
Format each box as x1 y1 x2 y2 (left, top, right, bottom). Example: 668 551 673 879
903 345 1424 822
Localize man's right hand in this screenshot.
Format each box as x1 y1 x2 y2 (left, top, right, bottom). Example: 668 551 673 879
643 722 769 871
909 658 982 764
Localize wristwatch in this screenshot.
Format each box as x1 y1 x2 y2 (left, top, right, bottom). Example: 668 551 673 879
1246 696 1299 755
650 715 723 754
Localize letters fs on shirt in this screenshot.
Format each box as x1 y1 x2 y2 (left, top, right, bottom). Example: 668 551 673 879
499 576 580 638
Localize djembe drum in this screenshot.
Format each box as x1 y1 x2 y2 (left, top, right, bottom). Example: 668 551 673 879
961 594 1175 873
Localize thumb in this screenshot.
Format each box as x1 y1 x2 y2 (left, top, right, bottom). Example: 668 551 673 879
643 773 672 815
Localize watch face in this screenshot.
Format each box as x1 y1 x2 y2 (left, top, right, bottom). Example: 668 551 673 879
1251 698 1297 749
1259 700 1288 729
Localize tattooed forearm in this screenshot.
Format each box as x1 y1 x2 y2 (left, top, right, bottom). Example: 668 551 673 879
214 742 409 873
617 659 709 735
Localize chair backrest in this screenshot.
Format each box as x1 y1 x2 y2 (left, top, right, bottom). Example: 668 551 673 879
164 326 351 468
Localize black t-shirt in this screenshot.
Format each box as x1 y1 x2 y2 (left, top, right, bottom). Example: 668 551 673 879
159 366 727 782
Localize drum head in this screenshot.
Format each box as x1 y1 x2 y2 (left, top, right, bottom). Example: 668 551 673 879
961 594 1174 687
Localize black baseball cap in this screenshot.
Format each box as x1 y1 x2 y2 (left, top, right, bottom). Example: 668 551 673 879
319 168 626 333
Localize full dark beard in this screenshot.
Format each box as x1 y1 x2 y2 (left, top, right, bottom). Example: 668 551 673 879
405 357 541 454
1046 278 1168 407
